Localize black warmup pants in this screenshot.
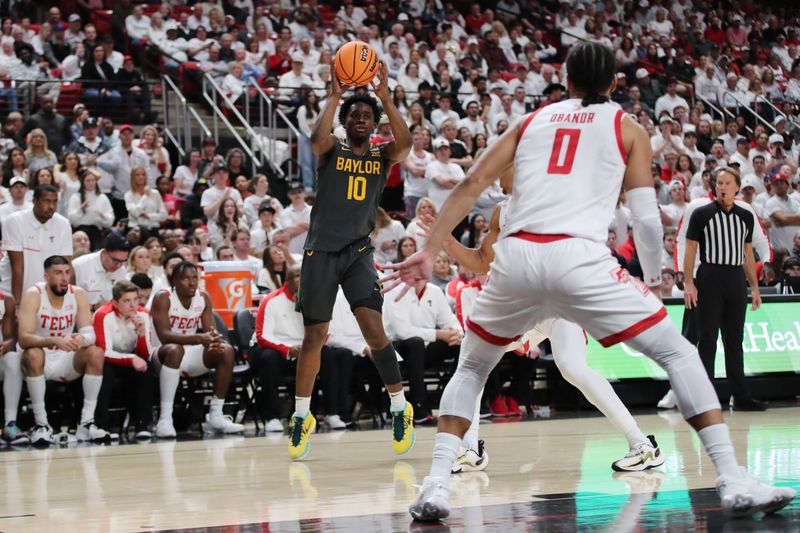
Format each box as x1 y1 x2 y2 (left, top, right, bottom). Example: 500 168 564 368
95 360 156 432
695 264 750 400
248 347 296 421
319 346 354 418
393 337 459 417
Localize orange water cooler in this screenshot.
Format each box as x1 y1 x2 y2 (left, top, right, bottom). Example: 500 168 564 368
201 261 254 328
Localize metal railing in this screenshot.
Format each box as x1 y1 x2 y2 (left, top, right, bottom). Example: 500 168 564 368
161 75 212 157
721 91 776 134
245 83 301 180
753 95 787 129
201 73 284 177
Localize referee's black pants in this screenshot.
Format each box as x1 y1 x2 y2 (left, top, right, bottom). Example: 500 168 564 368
695 264 750 401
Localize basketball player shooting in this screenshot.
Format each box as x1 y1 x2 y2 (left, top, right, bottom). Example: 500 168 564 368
289 60 415 461
383 42 796 521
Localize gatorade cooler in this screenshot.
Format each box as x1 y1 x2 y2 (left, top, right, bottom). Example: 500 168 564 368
201 261 254 328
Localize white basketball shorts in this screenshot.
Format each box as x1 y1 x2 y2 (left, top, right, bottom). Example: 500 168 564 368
466 234 666 347
152 344 210 378
43 349 81 382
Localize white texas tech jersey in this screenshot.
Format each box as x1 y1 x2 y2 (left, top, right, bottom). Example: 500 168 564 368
34 282 78 341
503 98 628 243
151 289 206 348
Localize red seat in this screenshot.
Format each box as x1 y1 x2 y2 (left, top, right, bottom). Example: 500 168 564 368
91 10 113 36
500 71 517 81
172 5 191 17
56 82 83 116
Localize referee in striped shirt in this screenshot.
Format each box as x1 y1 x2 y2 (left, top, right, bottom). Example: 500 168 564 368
683 167 767 411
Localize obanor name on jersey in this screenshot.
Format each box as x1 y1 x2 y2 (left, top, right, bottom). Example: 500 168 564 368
549 112 597 124
335 157 382 175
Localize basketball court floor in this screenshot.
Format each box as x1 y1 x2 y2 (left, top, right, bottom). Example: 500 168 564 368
1 407 798 532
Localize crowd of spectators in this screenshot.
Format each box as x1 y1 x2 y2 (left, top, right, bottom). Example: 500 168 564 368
0 0 800 438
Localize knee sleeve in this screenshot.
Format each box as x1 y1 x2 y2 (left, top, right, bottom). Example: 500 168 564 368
438 331 507 420
372 343 402 385
626 318 721 418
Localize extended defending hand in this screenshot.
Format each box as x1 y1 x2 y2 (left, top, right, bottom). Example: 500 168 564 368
380 249 434 300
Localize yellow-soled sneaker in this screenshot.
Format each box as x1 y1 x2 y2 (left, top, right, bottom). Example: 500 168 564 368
392 402 415 455
288 412 316 460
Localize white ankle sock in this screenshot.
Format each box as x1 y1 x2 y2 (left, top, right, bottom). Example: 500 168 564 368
623 424 649 449
388 389 406 412
159 367 180 421
294 396 311 417
26 375 48 426
209 396 224 418
81 375 103 424
698 424 741 478
429 432 461 486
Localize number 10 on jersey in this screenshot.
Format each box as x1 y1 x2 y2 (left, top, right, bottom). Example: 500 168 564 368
347 175 367 201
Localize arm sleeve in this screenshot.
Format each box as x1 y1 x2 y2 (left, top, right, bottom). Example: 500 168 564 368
627 187 664 286
674 201 695 271
254 294 290 356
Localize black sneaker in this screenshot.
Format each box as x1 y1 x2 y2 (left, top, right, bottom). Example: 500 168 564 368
731 398 768 411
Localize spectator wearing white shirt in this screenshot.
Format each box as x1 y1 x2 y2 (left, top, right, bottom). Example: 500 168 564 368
490 93 523 133
230 228 262 276
173 149 201 198
221 61 248 104
208 197 249 251
382 280 462 423
295 38 321 77
125 5 151 45
201 165 244 219
765 173 800 251
125 166 167 234
64 14 85 47
92 280 155 439
426 138 466 211
0 185 73 302
276 184 312 255
695 63 721 105
457 101 488 139
718 121 746 156
372 208 407 266
188 4 210 30
661 180 689 228
96 124 149 221
430 94 460 131
279 53 313 100
654 78 690 120
72 234 131 310
67 168 114 249
0 177 31 219
647 9 674 38
400 126 434 220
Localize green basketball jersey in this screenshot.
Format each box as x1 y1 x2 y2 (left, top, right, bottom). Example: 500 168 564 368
304 141 390 252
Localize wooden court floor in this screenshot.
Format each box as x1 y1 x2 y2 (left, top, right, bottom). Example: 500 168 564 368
0 407 798 532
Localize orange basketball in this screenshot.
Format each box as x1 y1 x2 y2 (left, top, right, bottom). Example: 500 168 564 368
334 41 379 87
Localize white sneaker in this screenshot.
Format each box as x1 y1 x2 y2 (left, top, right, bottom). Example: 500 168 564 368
612 435 665 472
409 476 451 522
76 422 111 443
716 467 797 517
451 440 489 473
202 414 245 435
657 389 677 409
134 429 153 440
265 418 284 433
155 419 177 438
325 414 346 430
30 424 53 447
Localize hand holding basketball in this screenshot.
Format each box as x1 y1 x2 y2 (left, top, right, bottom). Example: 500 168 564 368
334 41 379 87
370 60 390 101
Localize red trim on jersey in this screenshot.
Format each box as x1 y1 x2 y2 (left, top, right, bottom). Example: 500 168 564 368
597 307 667 347
517 108 544 142
254 285 291 356
454 280 482 328
614 109 628 165
582 330 588 345
510 231 572 243
466 318 521 346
